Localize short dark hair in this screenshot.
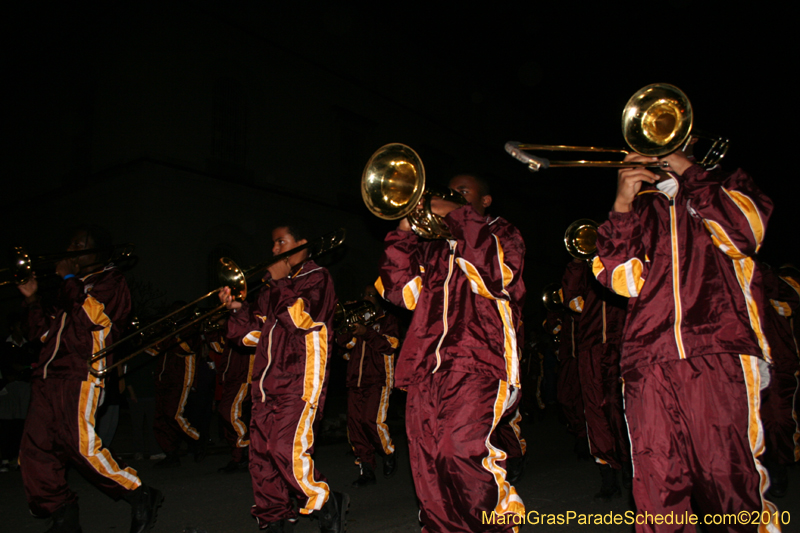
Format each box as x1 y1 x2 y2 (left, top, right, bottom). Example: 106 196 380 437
72 224 113 262
275 221 314 243
452 173 490 197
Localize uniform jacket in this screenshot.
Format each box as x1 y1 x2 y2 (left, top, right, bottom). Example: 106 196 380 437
335 312 399 388
152 335 198 391
593 165 773 375
226 260 336 405
25 265 131 385
561 260 626 352
377 205 525 388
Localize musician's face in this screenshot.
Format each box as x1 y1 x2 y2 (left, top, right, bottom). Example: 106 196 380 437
449 175 492 215
271 227 308 266
67 231 97 267
363 286 379 306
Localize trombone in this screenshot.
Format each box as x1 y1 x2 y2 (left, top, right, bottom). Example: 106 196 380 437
1 244 135 287
361 143 467 239
87 229 346 378
505 83 729 172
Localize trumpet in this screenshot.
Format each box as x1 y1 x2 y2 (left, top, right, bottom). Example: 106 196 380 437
1 243 135 286
333 300 378 335
564 219 599 261
87 229 346 378
506 83 729 172
361 143 467 239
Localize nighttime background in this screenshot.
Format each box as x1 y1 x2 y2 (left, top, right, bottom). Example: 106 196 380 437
1 1 795 329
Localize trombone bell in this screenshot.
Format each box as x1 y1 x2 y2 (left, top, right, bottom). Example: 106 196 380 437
564 219 599 260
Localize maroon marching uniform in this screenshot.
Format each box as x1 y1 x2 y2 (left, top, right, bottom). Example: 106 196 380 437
594 165 779 531
20 266 142 516
377 205 525 532
336 312 398 471
226 260 336 525
151 335 201 454
760 266 800 471
549 307 587 442
561 260 628 471
207 331 254 464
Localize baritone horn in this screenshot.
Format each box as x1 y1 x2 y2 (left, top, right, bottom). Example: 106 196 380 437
564 219 599 260
542 282 564 312
0 244 135 287
505 83 729 172
333 300 378 335
361 143 467 239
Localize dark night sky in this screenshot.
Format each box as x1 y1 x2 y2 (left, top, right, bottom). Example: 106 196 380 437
2 2 796 313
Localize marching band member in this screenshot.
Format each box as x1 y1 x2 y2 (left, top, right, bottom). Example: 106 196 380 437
220 223 348 533
593 148 779 531
377 174 526 532
335 284 399 487
18 226 162 533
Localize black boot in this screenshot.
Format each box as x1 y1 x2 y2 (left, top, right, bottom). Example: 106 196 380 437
153 452 180 468
261 518 294 532
127 485 164 533
594 464 621 501
352 464 376 487
383 452 397 478
45 501 82 533
317 491 349 533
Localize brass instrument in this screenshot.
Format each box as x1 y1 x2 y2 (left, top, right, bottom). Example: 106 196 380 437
1 244 135 286
505 83 729 172
564 219 599 260
333 300 378 335
361 143 467 239
87 229 346 378
542 282 564 312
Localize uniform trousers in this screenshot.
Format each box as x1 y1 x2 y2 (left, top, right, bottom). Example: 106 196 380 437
491 408 526 461
406 371 525 533
20 379 141 516
579 343 628 469
347 383 394 469
556 355 586 440
219 379 251 463
154 382 199 454
250 392 330 526
624 354 779 533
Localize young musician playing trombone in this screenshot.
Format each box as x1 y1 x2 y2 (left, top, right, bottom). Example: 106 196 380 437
593 148 780 530
377 174 526 532
17 226 162 533
219 223 348 533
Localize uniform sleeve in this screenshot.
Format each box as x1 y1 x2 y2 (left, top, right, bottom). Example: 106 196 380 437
377 229 425 310
763 268 800 318
226 288 270 348
682 165 773 259
561 261 589 314
446 206 525 305
593 210 649 298
363 314 400 356
270 268 334 337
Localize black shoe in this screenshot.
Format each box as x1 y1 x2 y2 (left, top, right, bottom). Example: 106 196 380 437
621 460 633 491
317 491 349 533
153 453 181 469
218 460 241 473
594 464 621 502
352 464 376 487
129 485 164 533
506 455 526 485
383 452 397 478
45 501 82 533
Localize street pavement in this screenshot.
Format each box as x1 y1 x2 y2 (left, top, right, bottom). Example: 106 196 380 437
2 395 798 532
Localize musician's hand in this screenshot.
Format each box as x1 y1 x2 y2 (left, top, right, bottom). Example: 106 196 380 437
56 257 80 279
659 150 693 176
268 257 292 281
218 287 242 311
18 276 38 299
352 324 368 336
614 153 660 213
429 196 462 218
